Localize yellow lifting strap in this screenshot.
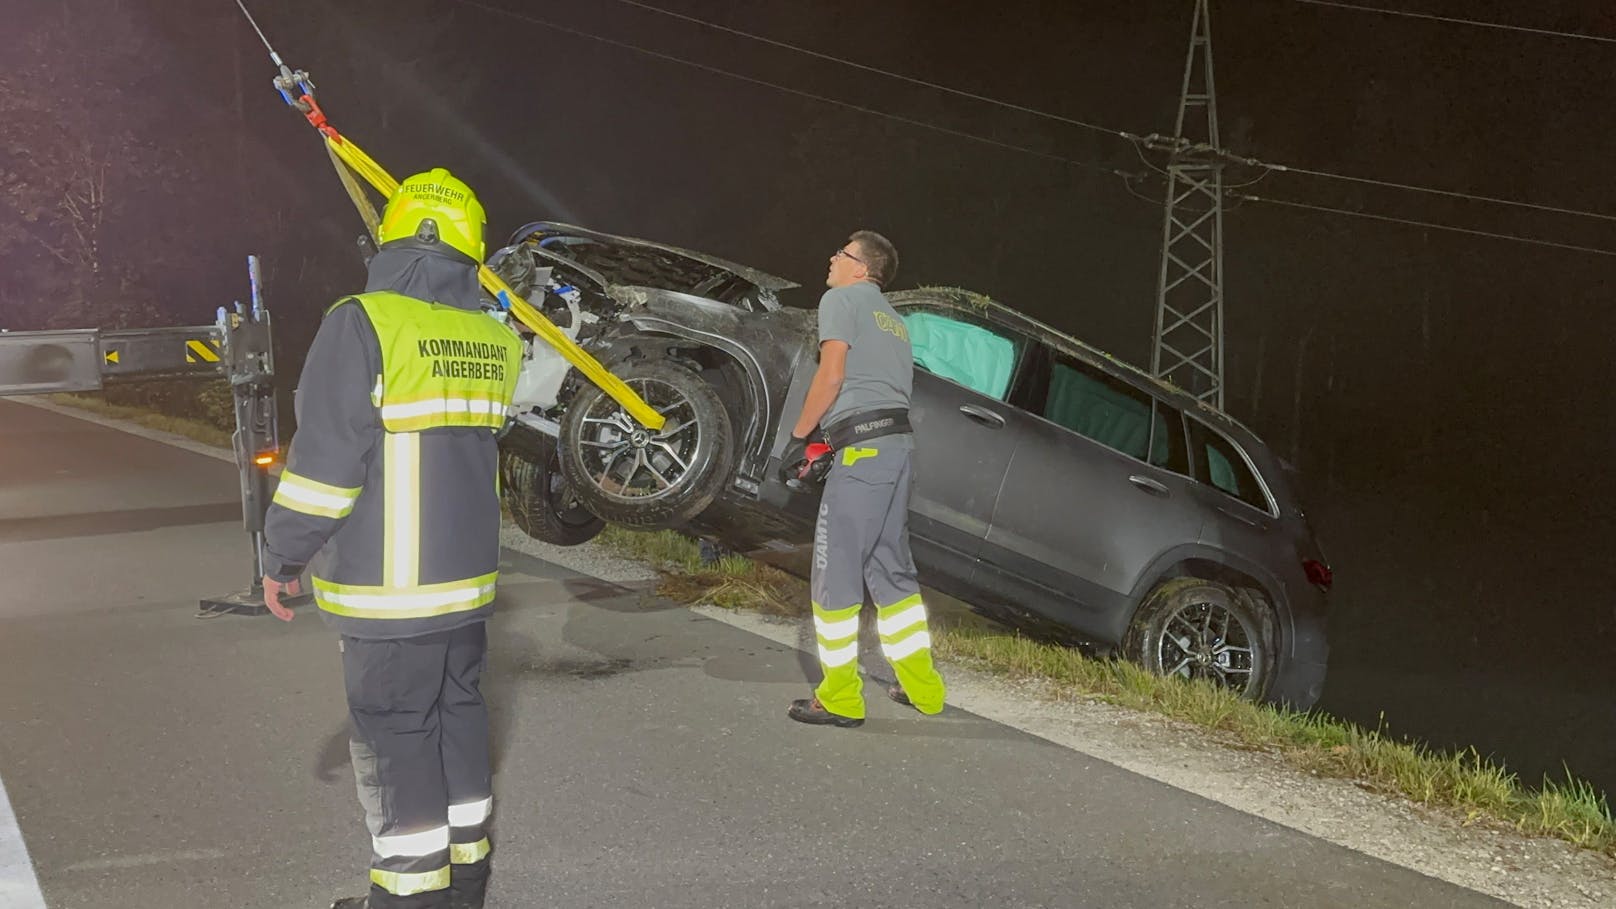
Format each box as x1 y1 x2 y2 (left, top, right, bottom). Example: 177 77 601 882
322 135 664 431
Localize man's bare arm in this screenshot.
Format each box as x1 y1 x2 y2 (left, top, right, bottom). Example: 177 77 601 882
792 340 849 437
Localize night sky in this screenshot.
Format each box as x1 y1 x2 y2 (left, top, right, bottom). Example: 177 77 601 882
5 0 1614 792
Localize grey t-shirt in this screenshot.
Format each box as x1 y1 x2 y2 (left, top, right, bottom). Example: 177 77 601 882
818 280 913 432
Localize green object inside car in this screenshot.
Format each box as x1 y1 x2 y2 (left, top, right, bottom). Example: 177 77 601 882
1204 444 1240 496
904 312 1017 400
1045 363 1152 460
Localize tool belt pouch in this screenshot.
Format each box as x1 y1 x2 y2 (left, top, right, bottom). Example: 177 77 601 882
822 408 912 449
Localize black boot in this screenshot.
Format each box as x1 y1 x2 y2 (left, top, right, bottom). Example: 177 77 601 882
787 697 864 728
330 898 368 909
450 859 491 909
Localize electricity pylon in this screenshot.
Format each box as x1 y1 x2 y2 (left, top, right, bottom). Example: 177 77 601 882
1151 0 1226 408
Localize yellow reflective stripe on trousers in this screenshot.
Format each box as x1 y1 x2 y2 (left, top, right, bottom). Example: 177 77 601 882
384 433 421 590
371 865 450 897
271 470 360 519
450 838 491 865
313 572 499 620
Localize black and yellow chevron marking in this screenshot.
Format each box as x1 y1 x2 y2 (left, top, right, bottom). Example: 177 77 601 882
185 339 223 364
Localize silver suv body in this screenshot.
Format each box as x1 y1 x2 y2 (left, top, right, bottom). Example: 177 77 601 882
492 226 1333 708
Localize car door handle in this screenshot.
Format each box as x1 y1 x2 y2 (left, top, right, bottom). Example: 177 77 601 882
1128 475 1170 496
958 404 1006 428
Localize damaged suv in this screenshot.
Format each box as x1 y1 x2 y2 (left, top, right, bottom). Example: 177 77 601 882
489 222 1333 709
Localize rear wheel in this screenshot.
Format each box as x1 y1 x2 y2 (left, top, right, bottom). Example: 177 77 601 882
500 426 606 546
558 358 734 527
1122 580 1277 702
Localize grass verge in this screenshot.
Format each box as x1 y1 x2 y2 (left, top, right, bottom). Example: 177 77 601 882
599 525 1616 860
45 393 235 449
37 395 1614 861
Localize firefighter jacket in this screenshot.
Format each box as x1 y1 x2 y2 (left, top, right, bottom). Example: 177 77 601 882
263 288 524 640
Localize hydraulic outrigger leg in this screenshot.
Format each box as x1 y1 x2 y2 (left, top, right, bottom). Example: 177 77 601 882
198 255 304 617
0 255 304 618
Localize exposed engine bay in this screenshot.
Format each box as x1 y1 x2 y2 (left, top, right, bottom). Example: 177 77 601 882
485 221 790 417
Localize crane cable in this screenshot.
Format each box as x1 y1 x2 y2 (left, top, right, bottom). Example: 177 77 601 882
232 1 664 430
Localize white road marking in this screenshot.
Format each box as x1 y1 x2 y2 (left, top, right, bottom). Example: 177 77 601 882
0 773 47 909
61 849 228 873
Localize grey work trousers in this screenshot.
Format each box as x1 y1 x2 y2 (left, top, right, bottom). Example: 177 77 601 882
810 436 945 717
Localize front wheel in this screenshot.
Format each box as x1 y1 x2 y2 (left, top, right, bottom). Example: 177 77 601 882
500 428 606 547
558 358 734 527
1122 579 1278 702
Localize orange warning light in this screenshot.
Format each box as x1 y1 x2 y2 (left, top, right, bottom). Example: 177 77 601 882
253 452 277 467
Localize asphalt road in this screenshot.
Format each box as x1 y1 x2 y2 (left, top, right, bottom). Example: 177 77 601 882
0 398 1512 909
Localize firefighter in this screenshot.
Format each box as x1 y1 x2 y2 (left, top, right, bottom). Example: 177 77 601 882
782 231 946 727
259 168 523 909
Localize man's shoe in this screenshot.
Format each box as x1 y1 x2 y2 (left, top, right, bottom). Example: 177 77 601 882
787 698 864 728
330 898 368 909
887 684 914 708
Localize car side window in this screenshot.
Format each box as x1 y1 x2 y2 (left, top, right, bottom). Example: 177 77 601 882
1188 420 1270 512
1036 352 1156 461
900 307 1027 401
1149 403 1190 474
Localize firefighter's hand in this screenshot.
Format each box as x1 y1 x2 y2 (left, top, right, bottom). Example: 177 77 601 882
263 576 301 622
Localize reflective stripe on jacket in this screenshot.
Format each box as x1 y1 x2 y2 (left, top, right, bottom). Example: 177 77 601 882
264 290 524 639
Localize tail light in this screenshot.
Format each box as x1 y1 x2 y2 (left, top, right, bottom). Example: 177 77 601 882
1303 559 1333 591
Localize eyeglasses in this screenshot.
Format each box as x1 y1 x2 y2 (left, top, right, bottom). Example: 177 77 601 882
832 247 866 266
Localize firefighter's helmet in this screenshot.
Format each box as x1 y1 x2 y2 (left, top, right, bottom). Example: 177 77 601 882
377 167 486 263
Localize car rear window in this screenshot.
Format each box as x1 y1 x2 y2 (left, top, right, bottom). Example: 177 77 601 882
1188 420 1271 513
903 311 1019 400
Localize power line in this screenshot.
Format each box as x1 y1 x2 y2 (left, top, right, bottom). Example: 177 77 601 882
1228 155 1616 223
452 0 1140 180
1291 0 1616 46
607 0 1138 142
455 0 1616 248
610 0 1616 226
1228 191 1616 258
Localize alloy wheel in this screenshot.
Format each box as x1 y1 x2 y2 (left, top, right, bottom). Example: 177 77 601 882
1154 599 1258 694
572 377 703 503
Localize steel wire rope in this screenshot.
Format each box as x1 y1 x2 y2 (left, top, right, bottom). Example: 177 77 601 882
453 0 1143 181
1227 191 1616 257
608 0 1616 225
1290 0 1616 46
606 0 1142 142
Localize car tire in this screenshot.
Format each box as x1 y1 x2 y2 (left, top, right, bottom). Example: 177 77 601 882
1122 579 1278 702
558 357 734 528
500 426 607 547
